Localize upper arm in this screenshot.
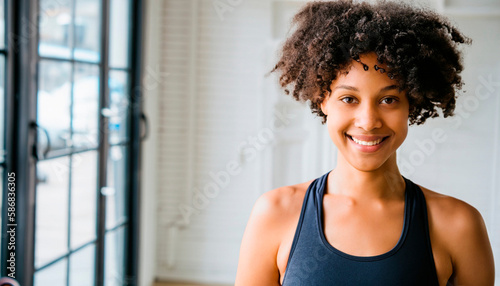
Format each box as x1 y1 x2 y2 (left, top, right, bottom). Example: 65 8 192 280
235 191 284 286
447 201 495 285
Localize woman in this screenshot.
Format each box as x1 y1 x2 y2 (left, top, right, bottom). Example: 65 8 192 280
235 1 495 285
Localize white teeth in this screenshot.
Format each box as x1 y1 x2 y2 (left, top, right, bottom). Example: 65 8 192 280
351 136 384 146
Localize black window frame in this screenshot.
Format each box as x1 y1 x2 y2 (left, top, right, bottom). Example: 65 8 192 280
1 0 145 285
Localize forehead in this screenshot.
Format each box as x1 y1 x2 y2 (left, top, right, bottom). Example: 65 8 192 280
331 54 398 89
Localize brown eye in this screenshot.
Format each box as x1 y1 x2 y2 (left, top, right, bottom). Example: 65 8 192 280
341 97 357 104
381 97 398 104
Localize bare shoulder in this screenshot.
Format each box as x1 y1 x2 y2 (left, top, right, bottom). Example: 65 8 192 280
417 184 495 285
243 178 313 243
417 185 486 233
235 180 313 285
255 180 312 221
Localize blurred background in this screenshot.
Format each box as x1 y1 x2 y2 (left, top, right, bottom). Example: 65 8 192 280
0 0 499 285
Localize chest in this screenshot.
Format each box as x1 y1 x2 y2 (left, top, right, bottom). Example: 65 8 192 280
321 199 405 257
277 198 453 285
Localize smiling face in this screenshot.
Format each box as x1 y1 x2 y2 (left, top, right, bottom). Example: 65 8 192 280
320 53 410 172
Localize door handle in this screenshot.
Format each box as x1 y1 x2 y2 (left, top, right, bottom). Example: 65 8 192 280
30 121 51 160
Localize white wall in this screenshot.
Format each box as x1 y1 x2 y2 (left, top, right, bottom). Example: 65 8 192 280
140 0 500 284
402 2 500 282
152 1 275 283
139 0 162 285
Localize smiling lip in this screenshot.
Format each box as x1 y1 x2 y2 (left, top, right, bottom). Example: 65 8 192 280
346 134 389 152
347 134 388 142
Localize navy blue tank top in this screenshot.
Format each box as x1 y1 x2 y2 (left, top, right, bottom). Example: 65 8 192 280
282 170 439 285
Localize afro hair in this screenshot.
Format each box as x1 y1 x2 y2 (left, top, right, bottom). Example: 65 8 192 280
269 0 471 125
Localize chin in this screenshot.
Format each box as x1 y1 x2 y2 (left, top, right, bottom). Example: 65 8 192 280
343 153 396 173
351 161 387 172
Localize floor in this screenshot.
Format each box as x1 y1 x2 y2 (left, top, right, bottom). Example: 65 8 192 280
154 282 229 286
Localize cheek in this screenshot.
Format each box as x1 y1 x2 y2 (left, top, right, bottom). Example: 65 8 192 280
399 124 409 142
325 114 349 143
389 111 409 143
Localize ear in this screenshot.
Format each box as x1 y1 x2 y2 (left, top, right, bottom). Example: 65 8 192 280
320 91 330 115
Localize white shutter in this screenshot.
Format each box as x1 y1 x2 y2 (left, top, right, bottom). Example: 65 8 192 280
155 0 301 283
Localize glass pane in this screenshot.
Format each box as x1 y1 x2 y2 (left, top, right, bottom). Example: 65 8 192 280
72 64 99 149
108 70 129 145
35 157 70 268
0 55 4 157
69 244 95 286
108 0 131 68
106 145 128 229
71 151 97 249
34 258 67 286
104 226 127 286
0 1 4 49
74 0 101 62
37 60 72 156
39 0 72 59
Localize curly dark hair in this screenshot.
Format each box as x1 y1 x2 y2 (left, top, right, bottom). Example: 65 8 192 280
268 0 471 125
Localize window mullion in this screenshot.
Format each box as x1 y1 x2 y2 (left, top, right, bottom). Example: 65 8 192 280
96 0 111 285
125 0 144 284
13 0 40 285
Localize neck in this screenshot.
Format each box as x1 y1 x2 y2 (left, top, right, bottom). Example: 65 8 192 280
327 153 405 202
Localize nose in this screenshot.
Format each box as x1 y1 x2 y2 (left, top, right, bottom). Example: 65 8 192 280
354 102 382 131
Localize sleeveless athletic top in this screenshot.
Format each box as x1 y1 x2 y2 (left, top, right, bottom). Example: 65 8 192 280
282 170 439 286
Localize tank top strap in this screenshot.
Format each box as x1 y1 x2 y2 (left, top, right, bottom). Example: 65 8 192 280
282 171 439 285
402 176 438 274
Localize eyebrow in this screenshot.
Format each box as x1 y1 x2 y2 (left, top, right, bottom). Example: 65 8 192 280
332 84 399 92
